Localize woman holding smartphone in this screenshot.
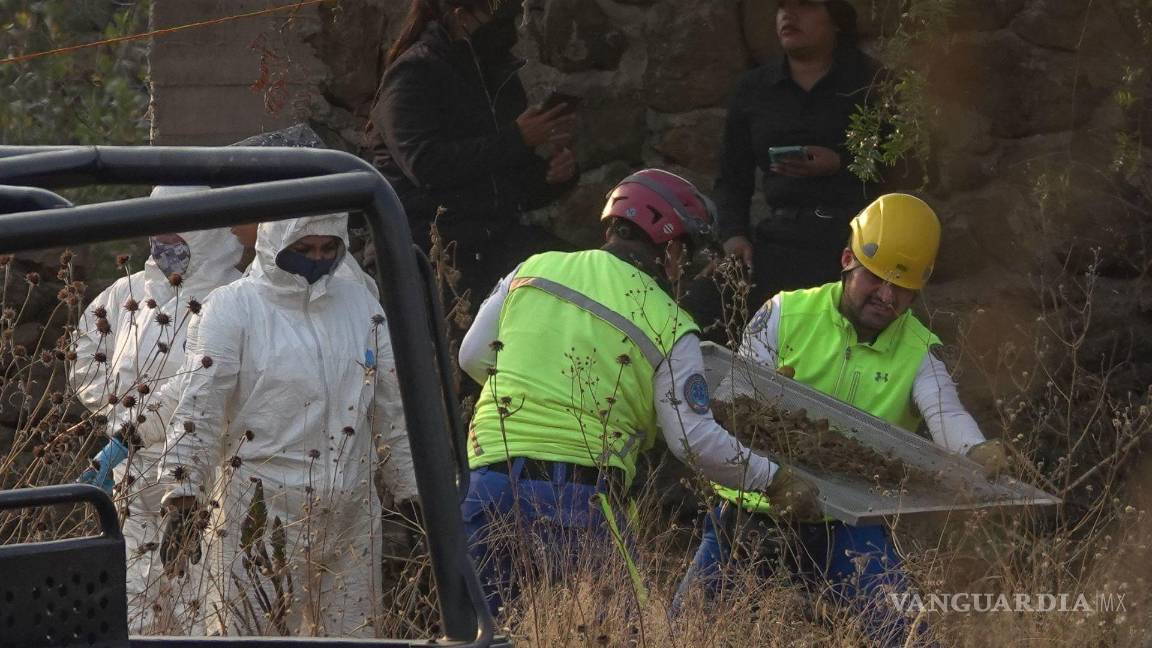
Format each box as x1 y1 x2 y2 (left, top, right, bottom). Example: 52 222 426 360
708 0 882 315
369 0 578 314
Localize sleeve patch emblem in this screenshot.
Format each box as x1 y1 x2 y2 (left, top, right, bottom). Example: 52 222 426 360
747 300 773 336
683 373 711 415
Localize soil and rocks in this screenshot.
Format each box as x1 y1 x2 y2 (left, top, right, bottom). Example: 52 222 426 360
713 396 933 489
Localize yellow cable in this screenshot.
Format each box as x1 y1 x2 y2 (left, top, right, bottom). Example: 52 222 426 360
0 0 333 66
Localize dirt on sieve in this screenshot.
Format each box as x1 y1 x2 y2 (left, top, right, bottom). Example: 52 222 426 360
713 396 933 489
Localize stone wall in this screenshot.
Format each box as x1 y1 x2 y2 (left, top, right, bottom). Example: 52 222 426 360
149 0 1152 399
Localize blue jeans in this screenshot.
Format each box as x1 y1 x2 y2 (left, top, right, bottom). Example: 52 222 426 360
675 504 919 646
461 458 639 617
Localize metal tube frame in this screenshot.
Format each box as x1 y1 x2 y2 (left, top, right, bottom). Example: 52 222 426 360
0 146 497 647
0 483 121 541
0 184 73 212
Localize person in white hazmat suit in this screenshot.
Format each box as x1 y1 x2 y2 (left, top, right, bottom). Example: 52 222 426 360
71 186 250 634
158 213 418 637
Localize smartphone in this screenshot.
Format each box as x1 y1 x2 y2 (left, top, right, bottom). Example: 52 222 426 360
540 91 583 113
768 145 809 164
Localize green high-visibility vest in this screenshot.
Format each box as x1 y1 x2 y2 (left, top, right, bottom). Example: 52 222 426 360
468 250 699 485
717 281 940 513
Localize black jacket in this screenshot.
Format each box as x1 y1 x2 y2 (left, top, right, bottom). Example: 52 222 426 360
369 22 569 249
714 45 882 243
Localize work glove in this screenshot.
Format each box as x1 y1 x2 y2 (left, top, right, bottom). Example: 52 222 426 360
76 437 129 494
160 502 205 578
762 465 822 522
776 365 796 379
966 439 1012 478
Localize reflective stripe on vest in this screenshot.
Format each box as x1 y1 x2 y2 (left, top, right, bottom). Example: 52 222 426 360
467 250 699 483
508 276 666 369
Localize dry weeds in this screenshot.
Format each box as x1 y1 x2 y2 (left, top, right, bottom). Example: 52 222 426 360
0 243 1147 646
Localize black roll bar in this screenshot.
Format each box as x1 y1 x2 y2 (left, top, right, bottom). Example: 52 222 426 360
0 184 73 214
0 146 369 187
0 146 492 646
0 483 122 541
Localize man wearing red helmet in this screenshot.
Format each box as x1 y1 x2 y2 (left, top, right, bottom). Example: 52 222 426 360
457 168 820 615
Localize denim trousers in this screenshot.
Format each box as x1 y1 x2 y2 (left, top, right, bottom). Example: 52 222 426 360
461 458 641 617
674 504 921 646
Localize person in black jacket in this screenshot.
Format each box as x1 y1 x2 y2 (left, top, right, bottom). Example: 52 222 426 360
685 0 881 338
369 0 577 316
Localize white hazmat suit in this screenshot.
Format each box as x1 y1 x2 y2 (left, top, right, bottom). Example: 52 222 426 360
71 186 245 634
160 214 417 637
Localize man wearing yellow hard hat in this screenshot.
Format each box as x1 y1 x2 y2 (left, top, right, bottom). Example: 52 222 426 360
675 194 1010 645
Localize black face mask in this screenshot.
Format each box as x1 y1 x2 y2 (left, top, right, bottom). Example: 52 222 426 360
468 8 520 60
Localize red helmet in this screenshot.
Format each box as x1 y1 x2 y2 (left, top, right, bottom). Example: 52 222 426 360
600 169 716 246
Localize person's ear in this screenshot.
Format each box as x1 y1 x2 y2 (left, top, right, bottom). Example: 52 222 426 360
840 247 854 271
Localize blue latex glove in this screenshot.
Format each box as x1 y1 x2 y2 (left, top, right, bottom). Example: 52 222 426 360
77 437 129 494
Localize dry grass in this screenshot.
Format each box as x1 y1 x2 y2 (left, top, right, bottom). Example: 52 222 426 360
0 245 1149 646
461 474 1145 647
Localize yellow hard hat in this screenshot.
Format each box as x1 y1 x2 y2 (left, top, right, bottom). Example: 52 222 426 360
848 193 940 290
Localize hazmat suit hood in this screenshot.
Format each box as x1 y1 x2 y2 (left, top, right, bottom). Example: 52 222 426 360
249 213 350 301
145 185 245 300
224 124 380 299
72 186 246 427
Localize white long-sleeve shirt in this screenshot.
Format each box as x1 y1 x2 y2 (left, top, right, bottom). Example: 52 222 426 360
740 294 986 454
459 266 779 491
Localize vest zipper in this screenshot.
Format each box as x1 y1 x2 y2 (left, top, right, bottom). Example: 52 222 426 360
832 345 852 397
